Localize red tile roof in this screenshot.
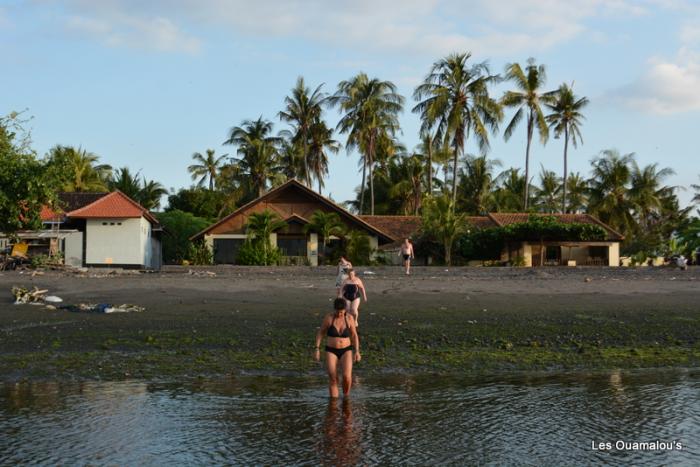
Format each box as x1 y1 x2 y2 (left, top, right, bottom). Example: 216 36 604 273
40 193 110 222
67 191 158 225
487 213 624 240
40 205 61 222
358 215 422 242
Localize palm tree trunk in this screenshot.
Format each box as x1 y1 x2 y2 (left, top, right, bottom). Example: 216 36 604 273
524 113 534 211
562 126 569 214
369 132 376 216
318 177 322 195
451 144 459 205
359 158 367 215
427 135 433 196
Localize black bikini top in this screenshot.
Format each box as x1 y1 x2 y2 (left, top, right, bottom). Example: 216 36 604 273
327 315 351 338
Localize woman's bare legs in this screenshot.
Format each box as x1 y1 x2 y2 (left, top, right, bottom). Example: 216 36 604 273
325 352 340 398
340 349 354 396
346 298 361 326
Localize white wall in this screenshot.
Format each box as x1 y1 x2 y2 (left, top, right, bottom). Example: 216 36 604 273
64 232 83 267
85 218 143 266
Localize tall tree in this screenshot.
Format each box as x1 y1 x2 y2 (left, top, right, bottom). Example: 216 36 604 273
534 166 561 213
458 155 501 215
545 83 589 213
565 172 588 213
278 77 327 187
188 149 226 190
588 149 635 235
329 73 404 215
109 167 142 200
413 52 502 204
139 179 168 210
307 120 340 194
629 162 676 231
501 58 555 210
493 168 527 212
45 145 112 192
389 154 426 215
224 117 283 197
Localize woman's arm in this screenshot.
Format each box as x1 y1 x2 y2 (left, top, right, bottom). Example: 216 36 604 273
359 279 367 302
314 315 330 360
350 316 361 362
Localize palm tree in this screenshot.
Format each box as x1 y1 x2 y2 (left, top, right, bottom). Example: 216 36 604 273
278 77 327 186
418 132 437 196
493 168 528 212
109 167 142 200
458 155 501 215
307 121 340 194
629 162 676 231
140 179 167 210
588 149 635 235
188 149 227 190
421 193 467 265
47 145 112 192
244 209 287 262
545 83 589 213
565 172 588 213
691 175 700 204
224 117 283 197
389 154 426 215
534 166 561 213
303 210 345 262
413 52 502 204
330 73 404 215
501 58 555 210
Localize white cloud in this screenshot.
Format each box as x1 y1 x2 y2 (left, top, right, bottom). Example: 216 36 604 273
41 0 661 57
610 49 700 114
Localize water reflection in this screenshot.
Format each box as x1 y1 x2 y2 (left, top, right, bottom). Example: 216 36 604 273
0 370 698 465
318 398 362 466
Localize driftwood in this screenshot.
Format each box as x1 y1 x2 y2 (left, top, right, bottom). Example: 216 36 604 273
11 286 49 304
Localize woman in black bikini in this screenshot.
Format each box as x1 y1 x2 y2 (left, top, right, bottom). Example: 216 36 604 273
339 269 367 326
314 298 361 398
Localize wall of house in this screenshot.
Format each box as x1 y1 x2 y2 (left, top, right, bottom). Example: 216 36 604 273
609 243 620 267
64 232 83 267
85 218 143 266
307 233 318 266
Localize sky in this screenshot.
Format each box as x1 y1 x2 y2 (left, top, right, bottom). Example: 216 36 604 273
1 0 699 208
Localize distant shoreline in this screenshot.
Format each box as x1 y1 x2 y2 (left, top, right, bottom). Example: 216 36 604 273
1 267 698 382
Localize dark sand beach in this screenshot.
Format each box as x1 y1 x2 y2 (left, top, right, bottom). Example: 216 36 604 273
1 266 698 381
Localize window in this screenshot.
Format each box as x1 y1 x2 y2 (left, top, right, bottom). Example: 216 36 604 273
277 235 307 257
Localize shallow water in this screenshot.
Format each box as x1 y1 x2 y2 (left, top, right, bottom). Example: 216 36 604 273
0 370 698 466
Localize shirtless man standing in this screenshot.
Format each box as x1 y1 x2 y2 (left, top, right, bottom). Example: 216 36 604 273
399 238 414 275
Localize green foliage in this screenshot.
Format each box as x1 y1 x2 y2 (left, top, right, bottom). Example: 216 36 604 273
499 216 606 242
156 210 211 263
421 194 467 265
0 116 54 234
236 239 281 266
167 188 228 221
43 145 112 192
456 227 504 261
187 241 213 265
344 230 372 265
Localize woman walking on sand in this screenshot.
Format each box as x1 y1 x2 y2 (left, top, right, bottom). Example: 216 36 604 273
314 298 361 398
335 256 352 296
340 269 367 326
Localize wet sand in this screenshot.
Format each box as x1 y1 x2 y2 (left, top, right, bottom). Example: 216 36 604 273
1 266 698 380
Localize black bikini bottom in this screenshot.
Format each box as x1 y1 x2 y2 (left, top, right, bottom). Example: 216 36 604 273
325 345 353 359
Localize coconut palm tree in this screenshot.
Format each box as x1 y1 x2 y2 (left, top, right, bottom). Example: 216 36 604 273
278 77 327 186
139 179 167 210
47 145 112 192
389 154 426 215
565 172 588 213
501 58 555 210
545 83 589 213
588 149 635 235
307 120 340 194
421 193 467 265
188 149 227 191
418 132 437 196
224 117 283 197
534 166 561 213
458 154 501 215
413 52 502 204
245 209 287 262
109 167 142 200
691 175 700 204
629 162 676 231
329 73 404 215
303 210 346 262
493 168 528 212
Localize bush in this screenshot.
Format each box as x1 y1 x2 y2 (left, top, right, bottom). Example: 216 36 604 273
344 231 372 265
156 210 211 264
187 241 213 265
236 239 281 266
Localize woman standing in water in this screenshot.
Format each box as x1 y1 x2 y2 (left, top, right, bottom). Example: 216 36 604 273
315 298 361 398
335 256 352 296
339 269 367 326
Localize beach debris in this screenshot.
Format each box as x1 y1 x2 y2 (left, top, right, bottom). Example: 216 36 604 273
59 303 145 313
584 277 592 282
11 286 48 304
363 271 376 275
105 304 145 313
188 269 217 277
467 320 477 324
45 304 57 310
44 295 63 303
